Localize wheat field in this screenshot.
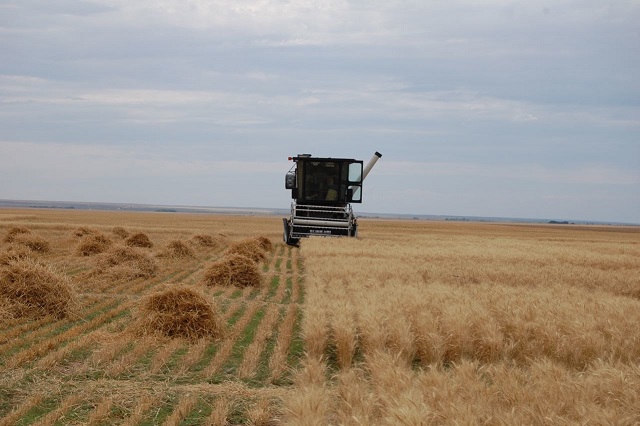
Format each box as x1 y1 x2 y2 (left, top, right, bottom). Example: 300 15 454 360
0 209 639 425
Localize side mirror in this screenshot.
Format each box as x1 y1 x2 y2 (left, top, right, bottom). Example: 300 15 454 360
285 171 296 189
346 188 353 202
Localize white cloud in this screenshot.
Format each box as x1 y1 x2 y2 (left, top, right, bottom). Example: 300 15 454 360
381 161 640 186
0 141 282 179
1 0 639 222
2 73 636 132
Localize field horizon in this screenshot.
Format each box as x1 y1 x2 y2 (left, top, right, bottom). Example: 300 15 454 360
1 208 639 424
1 198 638 227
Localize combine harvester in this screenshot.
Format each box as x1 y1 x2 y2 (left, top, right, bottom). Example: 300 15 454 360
283 152 382 246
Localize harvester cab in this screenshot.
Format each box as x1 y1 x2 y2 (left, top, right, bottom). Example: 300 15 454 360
283 151 381 246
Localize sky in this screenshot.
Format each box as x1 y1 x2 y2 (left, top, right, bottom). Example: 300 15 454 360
1 0 639 223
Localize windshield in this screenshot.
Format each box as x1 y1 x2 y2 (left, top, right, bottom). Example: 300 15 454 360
298 160 363 204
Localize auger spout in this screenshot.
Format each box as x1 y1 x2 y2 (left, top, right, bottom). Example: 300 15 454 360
363 151 382 181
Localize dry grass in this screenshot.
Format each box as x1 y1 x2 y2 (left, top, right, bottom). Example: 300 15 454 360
157 240 195 259
0 259 75 319
190 233 226 249
34 393 82 426
287 222 640 424
0 244 34 266
1 209 638 425
246 398 277 426
125 232 153 248
133 286 225 340
77 233 113 256
207 398 231 426
255 236 273 252
202 254 264 288
164 394 198 425
225 239 268 263
269 305 299 382
111 226 129 239
73 226 98 237
92 245 157 279
0 393 45 426
10 233 50 253
0 296 14 323
3 226 31 243
86 396 113 425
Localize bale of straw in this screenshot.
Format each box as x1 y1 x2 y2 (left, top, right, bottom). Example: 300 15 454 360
12 234 50 253
0 244 33 266
125 232 154 248
94 246 158 279
190 234 226 249
3 226 31 243
255 236 273 252
77 233 113 256
0 259 75 319
225 239 267 263
0 297 13 322
157 240 195 259
202 254 263 288
134 286 224 340
73 226 97 238
112 226 129 239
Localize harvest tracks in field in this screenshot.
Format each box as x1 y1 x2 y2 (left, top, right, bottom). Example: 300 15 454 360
0 233 305 425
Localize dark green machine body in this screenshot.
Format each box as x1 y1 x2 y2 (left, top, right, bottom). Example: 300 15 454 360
283 152 381 246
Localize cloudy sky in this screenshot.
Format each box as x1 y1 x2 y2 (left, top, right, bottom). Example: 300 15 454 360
1 0 639 223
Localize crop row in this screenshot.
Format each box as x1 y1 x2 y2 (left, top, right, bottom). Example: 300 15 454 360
1 237 305 425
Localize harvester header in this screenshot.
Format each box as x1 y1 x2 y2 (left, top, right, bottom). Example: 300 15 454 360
283 151 381 246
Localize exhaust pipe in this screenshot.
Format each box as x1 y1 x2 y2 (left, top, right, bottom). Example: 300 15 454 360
363 151 382 181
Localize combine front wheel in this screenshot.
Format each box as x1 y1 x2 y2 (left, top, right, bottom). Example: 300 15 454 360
283 218 299 246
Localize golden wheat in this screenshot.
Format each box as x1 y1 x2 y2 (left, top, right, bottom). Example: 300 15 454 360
246 398 277 426
1 209 637 424
86 396 113 425
269 304 299 381
205 397 231 426
286 221 640 424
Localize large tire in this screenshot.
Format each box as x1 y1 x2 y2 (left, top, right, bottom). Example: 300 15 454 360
283 218 299 246
282 218 289 244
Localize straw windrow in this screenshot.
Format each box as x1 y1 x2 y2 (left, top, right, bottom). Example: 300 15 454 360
73 226 98 237
125 232 154 248
157 240 195 259
92 245 158 279
77 233 113 256
0 244 33 266
255 236 273 252
134 286 225 340
202 254 264 288
190 233 227 249
112 226 130 239
225 239 267 263
11 233 50 253
3 226 31 243
0 259 76 319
